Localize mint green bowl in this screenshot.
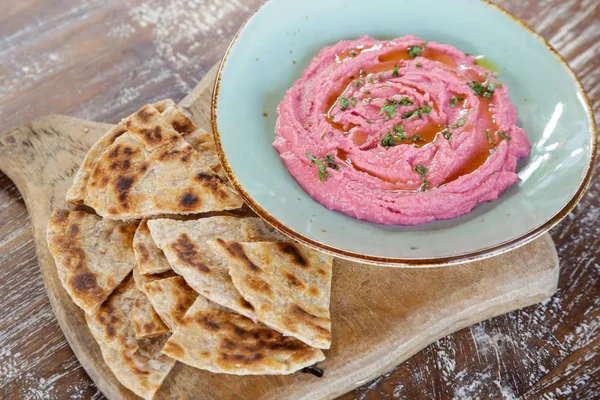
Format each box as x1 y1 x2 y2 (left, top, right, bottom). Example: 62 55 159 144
212 0 597 266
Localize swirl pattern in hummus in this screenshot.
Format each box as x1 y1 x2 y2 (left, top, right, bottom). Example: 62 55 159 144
273 35 530 225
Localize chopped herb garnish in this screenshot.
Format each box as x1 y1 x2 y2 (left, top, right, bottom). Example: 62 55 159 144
321 132 326 139
339 96 349 110
349 49 357 56
410 246 418 250
381 130 396 148
363 97 372 104
465 52 472 56
468 81 484 96
351 97 357 106
402 109 419 119
442 128 453 140
468 74 502 98
451 109 474 129
392 64 399 77
394 124 405 136
399 97 414 106
496 131 512 140
377 72 384 80
352 79 363 88
408 41 428 58
379 97 413 121
305 152 340 182
364 90 371 95
450 95 464 108
368 77 375 84
414 164 429 191
380 100 398 120
486 129 494 144
416 62 422 68
381 125 422 147
402 104 431 120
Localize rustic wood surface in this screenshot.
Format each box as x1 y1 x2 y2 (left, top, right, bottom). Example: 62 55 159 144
0 0 597 399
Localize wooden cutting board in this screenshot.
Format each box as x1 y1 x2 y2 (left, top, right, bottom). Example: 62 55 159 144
0 64 560 400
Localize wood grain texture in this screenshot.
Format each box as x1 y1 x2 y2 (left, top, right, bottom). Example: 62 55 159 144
0 63 560 400
0 0 597 399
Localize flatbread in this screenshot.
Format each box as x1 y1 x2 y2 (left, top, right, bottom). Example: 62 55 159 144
82 103 242 219
132 262 176 293
131 293 170 339
66 99 199 205
181 129 225 180
133 220 172 274
47 209 138 314
86 276 175 399
147 216 285 320
143 276 197 331
162 296 325 375
209 241 333 349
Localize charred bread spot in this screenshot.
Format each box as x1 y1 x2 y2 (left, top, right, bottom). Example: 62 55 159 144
71 271 100 293
179 192 199 208
170 234 210 273
284 272 305 288
198 315 221 331
277 243 308 267
217 240 261 272
171 119 196 135
194 172 228 198
69 224 80 235
134 106 156 123
246 276 271 295
116 176 135 192
135 243 149 262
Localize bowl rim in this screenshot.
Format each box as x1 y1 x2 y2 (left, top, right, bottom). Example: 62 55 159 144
211 0 598 267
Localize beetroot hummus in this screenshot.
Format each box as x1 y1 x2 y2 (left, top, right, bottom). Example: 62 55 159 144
273 35 530 225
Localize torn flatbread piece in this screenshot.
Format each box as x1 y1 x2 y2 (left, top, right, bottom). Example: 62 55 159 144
209 241 333 349
47 209 138 314
147 216 285 320
143 276 197 331
133 220 172 275
67 99 200 205
162 296 325 375
83 103 243 219
86 276 175 399
131 293 170 339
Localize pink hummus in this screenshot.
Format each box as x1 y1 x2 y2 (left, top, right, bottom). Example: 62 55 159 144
273 36 530 225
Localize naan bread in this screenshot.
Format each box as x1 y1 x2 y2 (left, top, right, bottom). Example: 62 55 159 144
83 103 242 219
86 276 175 399
67 99 199 205
147 217 285 320
133 220 172 275
209 241 333 349
143 276 197 331
162 296 325 375
131 293 170 339
47 209 138 314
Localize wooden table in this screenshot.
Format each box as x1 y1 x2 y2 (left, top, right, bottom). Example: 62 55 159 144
0 0 598 398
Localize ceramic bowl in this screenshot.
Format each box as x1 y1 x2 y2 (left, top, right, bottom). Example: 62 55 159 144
212 0 597 266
